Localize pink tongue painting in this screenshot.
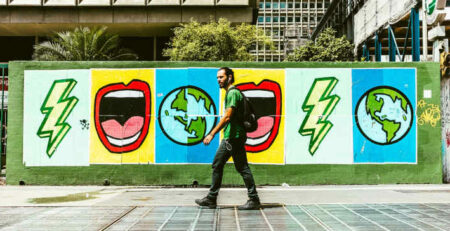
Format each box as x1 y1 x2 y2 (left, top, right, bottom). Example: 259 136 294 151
101 116 144 139
247 116 274 138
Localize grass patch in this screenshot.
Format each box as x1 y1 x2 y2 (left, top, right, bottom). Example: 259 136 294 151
29 191 100 204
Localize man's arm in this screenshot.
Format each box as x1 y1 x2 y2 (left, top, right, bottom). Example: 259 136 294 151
203 107 234 145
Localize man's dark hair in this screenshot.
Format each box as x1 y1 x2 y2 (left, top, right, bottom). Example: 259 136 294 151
219 67 234 84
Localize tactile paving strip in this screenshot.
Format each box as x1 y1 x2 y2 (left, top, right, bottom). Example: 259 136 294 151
0 204 449 230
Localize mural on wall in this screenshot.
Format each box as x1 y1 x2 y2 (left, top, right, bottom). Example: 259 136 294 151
37 79 79 157
90 69 155 164
156 68 220 163
417 99 441 127
232 69 285 164
352 69 417 163
285 69 353 164
22 67 420 166
23 70 90 166
299 77 340 155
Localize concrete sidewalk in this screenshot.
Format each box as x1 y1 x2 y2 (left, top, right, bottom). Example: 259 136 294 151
1 184 450 207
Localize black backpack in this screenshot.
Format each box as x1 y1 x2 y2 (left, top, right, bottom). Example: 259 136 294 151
226 87 258 133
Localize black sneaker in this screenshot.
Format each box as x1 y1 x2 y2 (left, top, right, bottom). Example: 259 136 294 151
238 198 261 210
195 197 217 209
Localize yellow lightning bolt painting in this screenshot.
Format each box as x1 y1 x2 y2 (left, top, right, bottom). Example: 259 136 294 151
37 79 79 157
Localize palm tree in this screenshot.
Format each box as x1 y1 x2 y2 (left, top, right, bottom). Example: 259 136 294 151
33 26 138 61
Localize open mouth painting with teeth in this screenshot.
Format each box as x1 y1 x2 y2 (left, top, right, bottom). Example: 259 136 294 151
94 80 151 153
236 80 282 152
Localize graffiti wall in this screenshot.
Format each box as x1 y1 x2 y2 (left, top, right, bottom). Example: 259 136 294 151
21 67 420 166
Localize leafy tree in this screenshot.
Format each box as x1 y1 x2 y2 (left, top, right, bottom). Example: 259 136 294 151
164 18 274 61
287 28 354 62
33 26 138 61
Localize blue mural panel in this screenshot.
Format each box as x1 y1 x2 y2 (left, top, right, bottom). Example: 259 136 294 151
155 68 220 163
352 69 417 163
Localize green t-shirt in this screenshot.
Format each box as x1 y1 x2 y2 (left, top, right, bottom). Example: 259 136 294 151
223 86 246 139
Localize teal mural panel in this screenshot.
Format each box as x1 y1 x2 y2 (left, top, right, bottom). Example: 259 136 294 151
23 70 90 166
285 68 353 164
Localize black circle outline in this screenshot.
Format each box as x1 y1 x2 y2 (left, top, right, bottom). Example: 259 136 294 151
354 85 414 145
158 85 218 146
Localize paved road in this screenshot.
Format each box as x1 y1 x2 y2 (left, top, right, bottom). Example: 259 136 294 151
1 185 450 230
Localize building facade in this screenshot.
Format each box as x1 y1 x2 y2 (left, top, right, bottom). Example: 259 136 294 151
252 0 331 62
0 0 257 61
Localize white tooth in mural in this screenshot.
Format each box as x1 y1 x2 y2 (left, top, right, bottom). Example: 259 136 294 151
242 90 274 98
246 132 271 146
107 132 141 146
104 90 144 98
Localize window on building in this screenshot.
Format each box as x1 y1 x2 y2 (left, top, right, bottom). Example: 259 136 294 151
273 57 279 62
280 2 286 8
288 17 293 22
259 2 263 8
273 28 279 36
310 17 315 22
317 2 322 8
303 17 308 22
273 16 279 22
310 3 315 8
302 3 307 8
288 3 293 8
295 17 301 22
273 3 278 9
258 16 263 23
280 30 284 36
266 17 271 22
280 16 286 22
265 2 271 8
325 2 330 8
295 3 300 8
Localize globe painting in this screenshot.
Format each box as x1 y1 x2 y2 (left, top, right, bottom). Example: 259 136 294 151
355 86 413 145
158 86 217 145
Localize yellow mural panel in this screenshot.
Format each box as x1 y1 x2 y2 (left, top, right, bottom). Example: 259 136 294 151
90 69 155 164
223 69 285 164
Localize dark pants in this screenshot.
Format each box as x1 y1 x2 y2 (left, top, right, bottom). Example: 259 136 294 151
207 137 258 200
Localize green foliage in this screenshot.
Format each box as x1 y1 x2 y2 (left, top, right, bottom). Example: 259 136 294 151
164 18 274 61
33 26 138 61
287 28 354 62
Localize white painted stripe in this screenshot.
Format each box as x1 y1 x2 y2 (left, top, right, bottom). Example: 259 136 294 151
242 90 274 98
104 90 144 98
283 206 307 231
213 208 220 231
189 207 202 231
421 203 450 214
298 205 332 231
316 205 354 231
397 204 450 225
126 207 153 231
260 208 274 231
234 206 241 231
106 131 141 146
340 204 389 231
157 206 178 231
380 204 446 231
365 204 424 231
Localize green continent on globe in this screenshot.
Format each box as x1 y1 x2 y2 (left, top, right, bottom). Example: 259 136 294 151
171 88 188 113
365 88 409 143
167 87 210 144
187 117 206 143
188 88 212 113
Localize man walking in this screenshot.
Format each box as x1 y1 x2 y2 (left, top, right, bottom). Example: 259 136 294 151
195 67 260 210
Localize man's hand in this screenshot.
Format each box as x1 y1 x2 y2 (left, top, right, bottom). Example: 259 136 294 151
203 134 214 145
